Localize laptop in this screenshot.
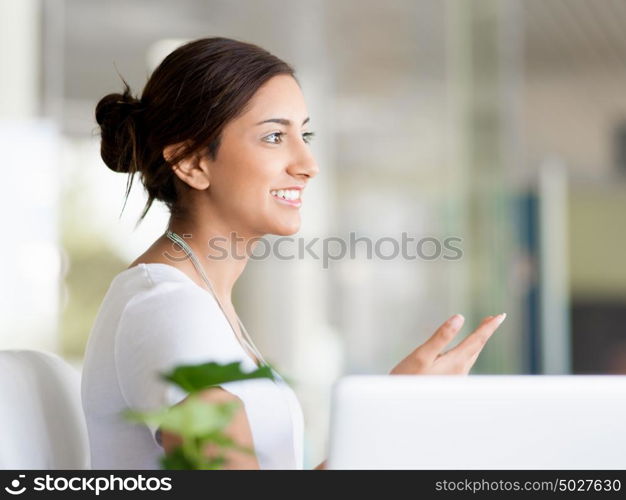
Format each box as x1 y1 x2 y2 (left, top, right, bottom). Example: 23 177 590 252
326 375 626 469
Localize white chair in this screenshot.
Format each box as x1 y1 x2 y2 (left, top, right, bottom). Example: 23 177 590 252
0 349 90 469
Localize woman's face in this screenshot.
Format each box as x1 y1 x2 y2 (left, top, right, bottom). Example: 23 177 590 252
202 74 319 238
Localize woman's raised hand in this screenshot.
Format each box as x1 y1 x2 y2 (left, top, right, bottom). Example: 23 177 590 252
389 313 506 376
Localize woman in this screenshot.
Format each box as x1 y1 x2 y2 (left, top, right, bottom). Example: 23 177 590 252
80 37 506 470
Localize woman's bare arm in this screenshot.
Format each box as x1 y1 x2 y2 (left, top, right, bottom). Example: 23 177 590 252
160 387 260 469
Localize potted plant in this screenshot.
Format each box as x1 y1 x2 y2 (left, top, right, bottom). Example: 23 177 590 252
123 360 276 469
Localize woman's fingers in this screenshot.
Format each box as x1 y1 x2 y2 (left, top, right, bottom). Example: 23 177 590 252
417 314 465 362
447 313 506 361
391 313 507 375
464 349 482 373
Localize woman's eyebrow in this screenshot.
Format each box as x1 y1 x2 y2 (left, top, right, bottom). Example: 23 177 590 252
255 117 310 126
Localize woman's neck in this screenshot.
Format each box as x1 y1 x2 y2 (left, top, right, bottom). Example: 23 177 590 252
166 218 257 306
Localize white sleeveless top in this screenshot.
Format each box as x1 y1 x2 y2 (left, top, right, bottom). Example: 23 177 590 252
81 263 305 469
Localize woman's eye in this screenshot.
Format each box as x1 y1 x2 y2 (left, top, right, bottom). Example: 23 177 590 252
264 132 283 144
264 131 316 145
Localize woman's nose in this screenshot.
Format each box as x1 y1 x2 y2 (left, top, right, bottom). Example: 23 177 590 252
291 145 319 179
302 156 319 179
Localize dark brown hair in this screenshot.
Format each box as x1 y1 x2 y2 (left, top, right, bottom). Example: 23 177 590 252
95 37 296 225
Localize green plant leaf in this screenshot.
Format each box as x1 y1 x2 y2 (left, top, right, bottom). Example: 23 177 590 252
122 397 237 436
195 431 255 456
159 446 225 470
159 447 196 470
162 396 240 437
160 360 276 393
122 360 277 470
122 407 170 430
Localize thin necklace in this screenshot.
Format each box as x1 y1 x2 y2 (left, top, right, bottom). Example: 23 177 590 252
165 229 270 370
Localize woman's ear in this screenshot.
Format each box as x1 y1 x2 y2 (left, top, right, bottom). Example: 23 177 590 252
163 141 210 190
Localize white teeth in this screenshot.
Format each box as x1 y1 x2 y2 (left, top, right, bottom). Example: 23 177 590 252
270 189 301 200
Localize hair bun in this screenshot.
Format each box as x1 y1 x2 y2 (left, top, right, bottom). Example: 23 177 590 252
95 81 144 174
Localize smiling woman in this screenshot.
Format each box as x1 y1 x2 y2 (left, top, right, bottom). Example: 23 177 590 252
81 37 320 470
80 35 505 472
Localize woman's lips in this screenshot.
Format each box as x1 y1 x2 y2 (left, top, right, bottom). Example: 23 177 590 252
271 192 302 208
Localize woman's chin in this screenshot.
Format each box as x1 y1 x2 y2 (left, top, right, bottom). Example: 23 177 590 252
270 221 301 236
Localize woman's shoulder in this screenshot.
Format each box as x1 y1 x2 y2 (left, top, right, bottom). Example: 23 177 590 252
114 262 218 317
114 263 240 346
111 262 204 296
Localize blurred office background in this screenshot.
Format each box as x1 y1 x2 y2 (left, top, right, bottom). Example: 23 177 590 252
2 0 626 468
